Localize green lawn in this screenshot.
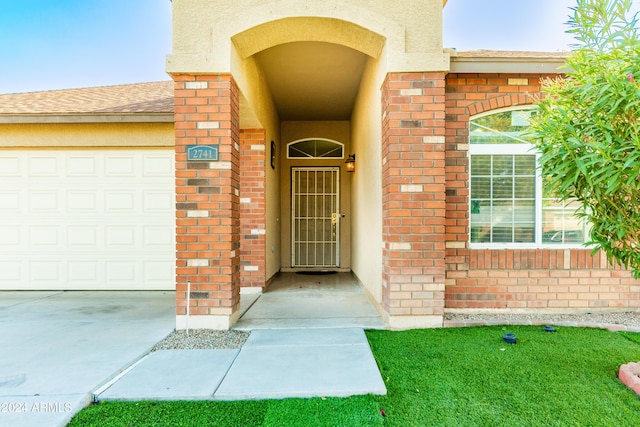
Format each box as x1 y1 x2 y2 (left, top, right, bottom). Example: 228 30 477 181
69 326 640 426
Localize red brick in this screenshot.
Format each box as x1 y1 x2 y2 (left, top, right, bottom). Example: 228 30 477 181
173 74 242 318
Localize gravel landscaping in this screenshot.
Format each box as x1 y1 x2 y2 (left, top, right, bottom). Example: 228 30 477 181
445 310 640 327
152 329 250 351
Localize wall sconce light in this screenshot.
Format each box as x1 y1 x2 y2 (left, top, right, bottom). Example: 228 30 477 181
345 154 356 173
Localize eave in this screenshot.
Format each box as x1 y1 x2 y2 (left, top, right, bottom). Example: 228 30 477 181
0 113 175 124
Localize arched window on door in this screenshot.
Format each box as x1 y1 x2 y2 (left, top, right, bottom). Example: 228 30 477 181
287 139 344 159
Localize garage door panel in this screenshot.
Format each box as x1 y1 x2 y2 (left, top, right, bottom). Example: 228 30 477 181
67 191 98 210
105 226 137 247
68 226 98 247
29 226 60 246
105 155 136 176
0 155 21 176
0 190 21 210
106 261 137 282
105 191 137 211
30 261 61 282
0 226 21 246
1 255 174 290
143 226 173 246
29 191 60 211
144 155 173 176
0 150 175 290
69 262 99 282
29 155 60 176
0 261 21 281
143 191 173 211
67 155 99 177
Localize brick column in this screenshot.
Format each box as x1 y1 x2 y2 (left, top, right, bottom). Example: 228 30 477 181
239 129 266 290
174 74 241 330
381 72 446 329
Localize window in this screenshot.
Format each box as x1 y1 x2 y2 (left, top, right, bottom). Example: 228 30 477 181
469 108 586 247
287 139 344 159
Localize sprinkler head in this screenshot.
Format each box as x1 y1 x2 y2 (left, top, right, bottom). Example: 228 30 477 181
502 332 517 344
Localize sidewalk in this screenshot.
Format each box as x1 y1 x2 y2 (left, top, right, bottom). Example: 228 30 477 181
96 328 387 401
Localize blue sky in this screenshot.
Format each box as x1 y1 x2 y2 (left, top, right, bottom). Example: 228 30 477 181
443 0 578 51
0 0 171 94
0 0 635 94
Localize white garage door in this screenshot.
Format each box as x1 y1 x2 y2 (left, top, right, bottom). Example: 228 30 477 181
0 150 175 290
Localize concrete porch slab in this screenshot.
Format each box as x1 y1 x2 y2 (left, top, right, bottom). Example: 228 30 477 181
234 273 386 330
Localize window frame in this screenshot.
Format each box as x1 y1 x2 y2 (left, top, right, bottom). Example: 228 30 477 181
286 138 345 159
468 106 586 249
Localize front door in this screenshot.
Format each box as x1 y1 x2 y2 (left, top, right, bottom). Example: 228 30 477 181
291 167 340 268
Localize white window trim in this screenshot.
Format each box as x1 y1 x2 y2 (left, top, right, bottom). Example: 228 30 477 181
286 138 345 159
469 107 587 250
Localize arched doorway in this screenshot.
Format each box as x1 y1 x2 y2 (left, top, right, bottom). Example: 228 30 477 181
168 1 450 329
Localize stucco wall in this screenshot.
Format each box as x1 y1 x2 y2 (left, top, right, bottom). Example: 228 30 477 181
350 54 386 302
0 122 174 148
265 134 283 282
168 0 449 74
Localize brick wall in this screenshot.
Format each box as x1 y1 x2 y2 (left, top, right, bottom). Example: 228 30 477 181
444 73 640 310
174 74 241 322
448 249 640 309
381 72 447 323
239 129 266 289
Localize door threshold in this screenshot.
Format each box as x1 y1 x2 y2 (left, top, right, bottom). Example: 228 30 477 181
281 267 351 273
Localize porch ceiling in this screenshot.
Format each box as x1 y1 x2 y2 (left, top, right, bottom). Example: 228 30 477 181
255 41 368 121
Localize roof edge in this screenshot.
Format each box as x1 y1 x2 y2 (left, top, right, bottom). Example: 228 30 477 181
450 55 567 74
0 113 175 124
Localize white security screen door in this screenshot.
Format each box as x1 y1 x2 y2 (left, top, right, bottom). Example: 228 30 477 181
291 167 340 267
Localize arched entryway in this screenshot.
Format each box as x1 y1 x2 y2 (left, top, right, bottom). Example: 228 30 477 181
168 1 450 329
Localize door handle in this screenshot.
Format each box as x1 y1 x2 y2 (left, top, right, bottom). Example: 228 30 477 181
331 213 346 224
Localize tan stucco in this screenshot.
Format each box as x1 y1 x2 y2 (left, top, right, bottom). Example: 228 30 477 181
350 54 386 303
232 17 385 61
0 122 174 148
265 130 283 282
167 0 449 74
231 48 279 130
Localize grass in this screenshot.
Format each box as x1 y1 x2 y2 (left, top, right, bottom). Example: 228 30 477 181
69 326 640 426
368 326 640 426
67 397 381 427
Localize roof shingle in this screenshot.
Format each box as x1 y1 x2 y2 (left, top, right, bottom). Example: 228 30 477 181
0 81 174 115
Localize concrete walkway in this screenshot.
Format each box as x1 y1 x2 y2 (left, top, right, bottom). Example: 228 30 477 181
97 328 386 401
0 274 387 426
97 274 387 401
